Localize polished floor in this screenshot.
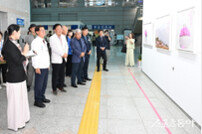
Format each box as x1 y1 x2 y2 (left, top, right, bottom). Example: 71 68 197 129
0 46 201 134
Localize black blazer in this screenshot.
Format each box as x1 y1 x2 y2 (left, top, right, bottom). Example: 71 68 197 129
95 36 108 53
81 35 91 54
2 40 27 83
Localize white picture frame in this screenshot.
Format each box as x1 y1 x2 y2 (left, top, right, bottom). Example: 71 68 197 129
155 15 171 51
143 22 153 47
177 7 195 53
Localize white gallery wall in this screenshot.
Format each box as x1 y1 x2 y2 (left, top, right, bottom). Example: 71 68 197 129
142 0 201 125
0 0 30 35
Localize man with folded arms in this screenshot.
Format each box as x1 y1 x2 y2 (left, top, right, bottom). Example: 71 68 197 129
31 25 50 108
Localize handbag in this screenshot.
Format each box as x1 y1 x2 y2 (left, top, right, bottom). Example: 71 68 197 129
121 44 126 53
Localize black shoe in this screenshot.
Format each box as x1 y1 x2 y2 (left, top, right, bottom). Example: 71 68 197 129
58 88 67 92
71 84 78 88
103 69 109 72
63 84 67 87
27 86 31 92
85 78 92 81
82 79 86 82
34 102 45 108
77 82 86 85
97 69 100 72
53 90 58 95
43 98 50 103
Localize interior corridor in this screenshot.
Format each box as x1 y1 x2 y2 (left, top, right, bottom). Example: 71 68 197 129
0 46 200 134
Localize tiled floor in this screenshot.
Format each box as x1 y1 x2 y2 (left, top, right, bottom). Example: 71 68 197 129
0 46 201 134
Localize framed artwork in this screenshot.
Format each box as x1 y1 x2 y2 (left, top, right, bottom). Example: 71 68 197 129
143 23 153 46
155 15 171 50
177 8 195 52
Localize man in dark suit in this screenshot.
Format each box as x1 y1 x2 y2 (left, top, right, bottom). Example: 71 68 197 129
96 30 109 72
81 27 91 81
71 29 86 88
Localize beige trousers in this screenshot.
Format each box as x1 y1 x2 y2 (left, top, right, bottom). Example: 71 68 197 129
125 48 135 66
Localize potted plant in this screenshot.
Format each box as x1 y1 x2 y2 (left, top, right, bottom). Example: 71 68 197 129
138 55 142 67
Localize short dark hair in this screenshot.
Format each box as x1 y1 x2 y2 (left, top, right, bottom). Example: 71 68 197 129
98 30 103 33
28 24 36 31
68 30 73 33
53 23 62 30
0 31 3 36
82 26 88 31
35 25 44 32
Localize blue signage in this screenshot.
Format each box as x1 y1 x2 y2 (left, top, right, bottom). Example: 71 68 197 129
92 25 115 30
16 18 24 26
71 25 78 30
43 25 48 30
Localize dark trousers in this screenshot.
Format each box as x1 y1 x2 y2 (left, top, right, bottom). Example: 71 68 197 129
34 69 49 102
0 64 7 84
83 55 90 79
71 59 84 85
66 55 72 76
52 60 65 91
97 51 107 70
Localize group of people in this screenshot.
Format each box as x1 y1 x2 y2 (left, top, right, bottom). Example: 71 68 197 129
0 23 111 131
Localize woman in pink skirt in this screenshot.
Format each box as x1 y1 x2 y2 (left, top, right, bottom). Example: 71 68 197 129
2 24 30 131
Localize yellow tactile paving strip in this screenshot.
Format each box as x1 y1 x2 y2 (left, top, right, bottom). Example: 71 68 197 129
78 68 102 134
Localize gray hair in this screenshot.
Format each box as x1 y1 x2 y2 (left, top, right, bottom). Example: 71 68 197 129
74 29 81 34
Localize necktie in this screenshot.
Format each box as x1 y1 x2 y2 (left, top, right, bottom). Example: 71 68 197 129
59 36 63 46
84 36 87 42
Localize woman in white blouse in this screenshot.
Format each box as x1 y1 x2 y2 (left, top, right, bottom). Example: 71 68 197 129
125 33 135 67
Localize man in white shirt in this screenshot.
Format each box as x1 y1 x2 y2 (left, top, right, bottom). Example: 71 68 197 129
50 24 68 95
31 25 50 108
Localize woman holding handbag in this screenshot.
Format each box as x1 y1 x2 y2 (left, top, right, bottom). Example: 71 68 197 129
2 24 30 131
125 33 135 67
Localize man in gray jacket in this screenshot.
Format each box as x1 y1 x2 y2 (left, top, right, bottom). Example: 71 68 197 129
24 24 36 91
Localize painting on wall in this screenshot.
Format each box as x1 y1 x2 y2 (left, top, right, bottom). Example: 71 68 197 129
177 8 194 52
155 15 170 50
143 23 153 46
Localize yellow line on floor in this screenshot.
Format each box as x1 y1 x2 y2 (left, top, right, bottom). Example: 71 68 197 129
78 68 102 134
